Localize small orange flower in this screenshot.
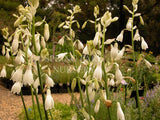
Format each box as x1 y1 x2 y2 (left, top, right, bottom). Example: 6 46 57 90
120 88 123 91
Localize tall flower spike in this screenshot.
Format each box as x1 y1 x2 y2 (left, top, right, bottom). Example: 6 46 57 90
141 37 148 50
23 64 34 86
11 82 22 94
45 89 54 110
116 30 124 42
45 74 55 87
117 102 125 120
44 23 50 41
0 66 6 78
11 65 24 82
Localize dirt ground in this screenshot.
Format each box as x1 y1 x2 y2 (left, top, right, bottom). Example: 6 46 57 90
0 84 79 120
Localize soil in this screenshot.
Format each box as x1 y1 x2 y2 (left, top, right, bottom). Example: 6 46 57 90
0 83 79 120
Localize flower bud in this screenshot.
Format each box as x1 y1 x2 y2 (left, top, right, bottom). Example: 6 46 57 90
2 45 5 56
44 23 50 41
94 5 99 18
139 16 144 25
71 78 77 91
94 99 100 113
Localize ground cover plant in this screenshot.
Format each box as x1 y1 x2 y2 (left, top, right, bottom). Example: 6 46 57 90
0 0 160 120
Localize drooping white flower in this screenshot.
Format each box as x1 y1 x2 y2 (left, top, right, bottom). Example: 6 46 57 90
141 37 148 50
28 0 39 9
33 77 40 89
115 64 123 85
57 52 67 61
45 74 55 87
94 99 100 113
41 36 46 48
133 29 140 41
27 47 32 58
115 47 125 61
44 23 50 41
5 49 10 60
88 85 95 102
0 66 6 78
93 32 101 47
11 65 24 82
110 43 118 61
126 17 133 31
15 50 25 65
144 59 152 69
58 36 65 46
23 64 34 86
45 89 54 110
93 63 102 81
109 78 115 86
116 30 124 42
117 102 125 120
12 32 19 53
11 82 22 94
83 45 89 55
104 38 115 45
70 52 75 62
77 40 84 50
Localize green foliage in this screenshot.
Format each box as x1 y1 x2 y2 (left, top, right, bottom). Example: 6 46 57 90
19 103 75 120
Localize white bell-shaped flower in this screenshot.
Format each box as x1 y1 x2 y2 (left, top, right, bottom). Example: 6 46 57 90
115 47 125 61
110 43 118 61
77 40 84 50
109 78 115 86
44 23 50 41
58 36 65 46
117 102 125 120
116 30 124 42
0 66 6 78
5 49 10 60
45 89 54 110
27 47 32 58
23 64 34 86
126 18 133 31
33 77 40 89
11 82 22 94
11 65 24 82
141 37 148 50
94 99 100 113
93 63 102 81
93 32 101 47
144 59 152 69
83 45 89 55
115 64 123 84
57 52 67 61
45 74 55 87
133 29 140 41
15 50 25 65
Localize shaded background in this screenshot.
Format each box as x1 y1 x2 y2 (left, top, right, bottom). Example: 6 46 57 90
0 0 160 55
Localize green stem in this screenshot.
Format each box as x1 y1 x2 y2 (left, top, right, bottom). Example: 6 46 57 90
101 26 111 120
20 91 29 120
30 86 36 120
49 110 54 120
86 83 91 118
131 12 142 120
32 16 48 120
77 78 84 108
